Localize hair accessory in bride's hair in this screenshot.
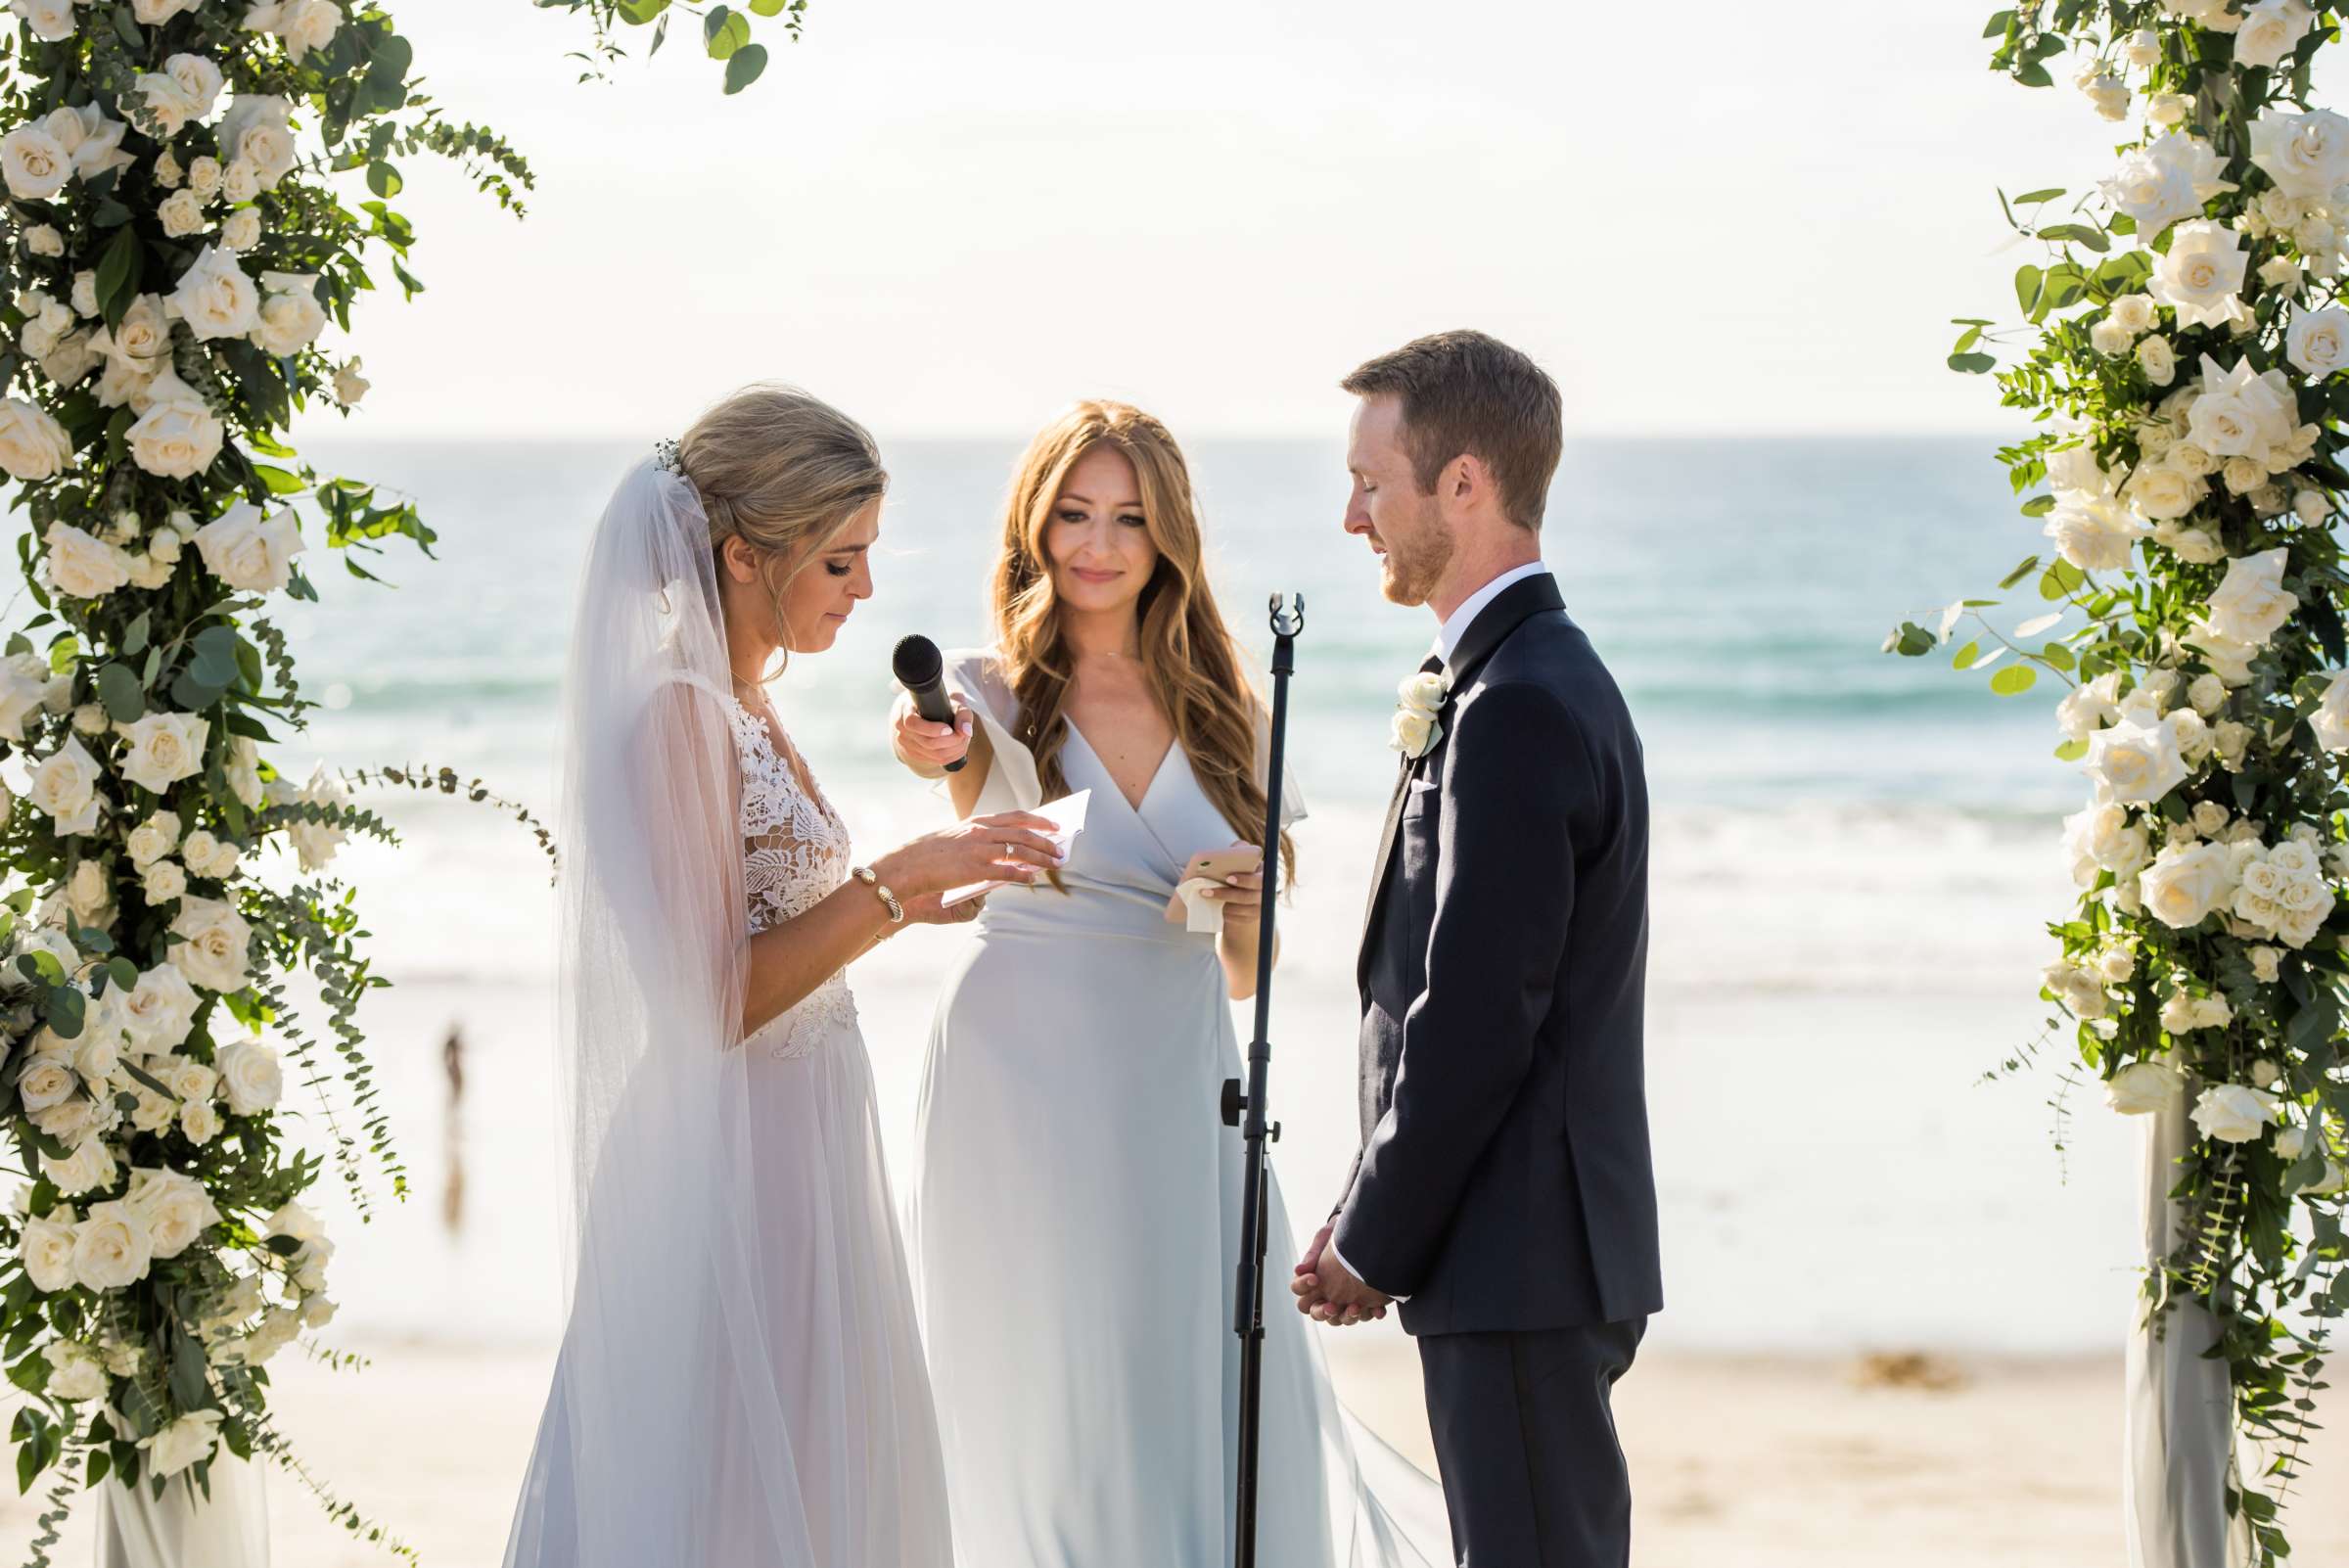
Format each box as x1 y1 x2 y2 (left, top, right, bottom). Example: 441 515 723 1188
653 437 682 476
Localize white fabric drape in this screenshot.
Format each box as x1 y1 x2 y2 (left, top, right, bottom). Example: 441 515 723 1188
97 1452 267 1568
2124 1080 2252 1568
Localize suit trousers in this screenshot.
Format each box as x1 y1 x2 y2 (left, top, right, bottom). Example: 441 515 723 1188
1415 1317 1647 1567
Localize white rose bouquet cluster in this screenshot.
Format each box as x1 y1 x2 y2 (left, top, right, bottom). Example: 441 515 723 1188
0 3 536 1559
1891 4 2349 1558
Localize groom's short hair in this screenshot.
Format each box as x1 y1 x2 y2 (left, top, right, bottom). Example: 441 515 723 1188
1342 331 1562 531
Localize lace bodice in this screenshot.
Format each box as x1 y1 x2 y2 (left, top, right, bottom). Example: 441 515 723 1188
726 694 858 1058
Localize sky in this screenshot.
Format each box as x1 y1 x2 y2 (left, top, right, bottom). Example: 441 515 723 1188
301 1 2241 441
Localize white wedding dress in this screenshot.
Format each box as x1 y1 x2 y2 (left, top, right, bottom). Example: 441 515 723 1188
502 455 952 1567
908 650 1446 1567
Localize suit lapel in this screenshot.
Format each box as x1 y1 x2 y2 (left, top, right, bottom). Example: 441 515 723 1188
1354 574 1566 992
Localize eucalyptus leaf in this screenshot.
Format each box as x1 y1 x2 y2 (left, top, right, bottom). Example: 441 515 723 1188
1989 664 2038 695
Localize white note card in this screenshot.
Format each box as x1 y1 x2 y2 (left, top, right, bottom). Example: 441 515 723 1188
942 789 1091 906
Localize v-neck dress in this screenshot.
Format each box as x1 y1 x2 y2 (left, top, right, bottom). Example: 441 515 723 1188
907 650 1444 1568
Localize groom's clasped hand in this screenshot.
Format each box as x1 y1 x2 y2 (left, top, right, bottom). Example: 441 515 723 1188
1293 1222 1390 1326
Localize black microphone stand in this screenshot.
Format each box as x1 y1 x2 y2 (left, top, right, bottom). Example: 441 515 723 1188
1222 591 1303 1568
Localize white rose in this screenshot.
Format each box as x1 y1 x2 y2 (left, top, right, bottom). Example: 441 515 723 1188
2045 959 2110 1019
122 1168 220 1260
2251 106 2349 199
2104 133 2234 238
266 1199 323 1244
2045 490 2147 571
154 150 185 190
2187 353 2295 460
2075 64 2131 122
300 1294 336 1329
17 1050 76 1114
2278 1125 2309 1161
214 1036 282 1116
125 388 224 482
194 502 304 594
6 0 74 42
2188 617 2260 686
221 209 260 253
2137 335 2179 388
166 54 225 119
42 1341 107 1403
120 962 199 1053
178 1098 220 1144
2235 0 2317 69
2250 1058 2283 1090
221 159 258 204
333 357 369 407
225 736 264 810
132 0 201 21
38 1118 114 1189
2313 669 2349 752
2191 801 2231 837
2191 1084 2283 1144
2092 315 2136 356
0 124 71 202
69 1200 153 1291
28 737 104 836
249 274 326 357
2222 455 2268 495
2250 945 2284 983
168 245 260 343
2168 440 2220 479
2123 460 2199 522
278 0 342 61
0 652 63 742
115 711 208 795
2193 993 2234 1029
63 106 128 183
142 1410 223 1480
44 523 130 601
2205 547 2298 647
288 763 349 871
2108 1060 2185 1115
2097 945 2138 985
2111 295 2160 336
2260 255 2307 295
2294 488 2331 528
2063 801 2151 886
0 398 73 482
157 188 206 240
218 97 297 191
2141 840 2240 928
18 1208 78 1293
2148 92 2191 129
2188 672 2228 716
169 896 253 995
188 156 221 197
126 809 181 868
2153 224 2252 330
141 859 186 904
2288 305 2349 377
2086 716 2188 806
2121 26 2163 67
23 223 62 259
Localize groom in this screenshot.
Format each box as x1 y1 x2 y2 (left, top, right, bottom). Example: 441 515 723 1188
1293 330 1662 1567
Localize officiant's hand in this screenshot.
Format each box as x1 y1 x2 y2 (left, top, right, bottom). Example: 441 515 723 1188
892 689 975 775
872 812 1064 899
1292 1222 1389 1326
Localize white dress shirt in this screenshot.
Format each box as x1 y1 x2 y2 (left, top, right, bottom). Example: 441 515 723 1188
1327 560 1548 1305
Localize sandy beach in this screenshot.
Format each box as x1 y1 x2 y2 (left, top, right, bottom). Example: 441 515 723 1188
8 1335 2343 1565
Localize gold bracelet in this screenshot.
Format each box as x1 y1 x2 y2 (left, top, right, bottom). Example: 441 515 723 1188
852 865 904 925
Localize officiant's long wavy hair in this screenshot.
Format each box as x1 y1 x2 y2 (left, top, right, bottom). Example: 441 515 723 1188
991 400 1294 880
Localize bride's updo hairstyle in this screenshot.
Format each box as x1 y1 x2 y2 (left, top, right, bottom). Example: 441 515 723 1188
676 383 888 661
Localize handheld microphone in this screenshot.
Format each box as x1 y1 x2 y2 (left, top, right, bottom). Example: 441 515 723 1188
892 633 967 773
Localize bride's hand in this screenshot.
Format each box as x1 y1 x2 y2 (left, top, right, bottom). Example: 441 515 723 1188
892 688 975 775
872 811 1063 899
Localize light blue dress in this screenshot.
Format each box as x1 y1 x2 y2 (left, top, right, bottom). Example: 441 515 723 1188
907 650 1442 1568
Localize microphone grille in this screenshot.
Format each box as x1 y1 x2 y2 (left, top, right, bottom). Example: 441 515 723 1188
892 633 944 688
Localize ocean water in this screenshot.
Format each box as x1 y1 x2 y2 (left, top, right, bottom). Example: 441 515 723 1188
125 437 2147 1355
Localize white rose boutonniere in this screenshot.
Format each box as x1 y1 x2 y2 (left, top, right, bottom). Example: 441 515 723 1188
1389 667 1451 761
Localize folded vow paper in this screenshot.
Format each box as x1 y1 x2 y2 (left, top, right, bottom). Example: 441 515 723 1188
942 789 1091 906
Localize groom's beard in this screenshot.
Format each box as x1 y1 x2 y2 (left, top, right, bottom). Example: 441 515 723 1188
1379 514 1454 608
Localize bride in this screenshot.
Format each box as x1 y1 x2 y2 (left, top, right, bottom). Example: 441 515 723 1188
501 385 1063 1567
891 400 1446 1566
